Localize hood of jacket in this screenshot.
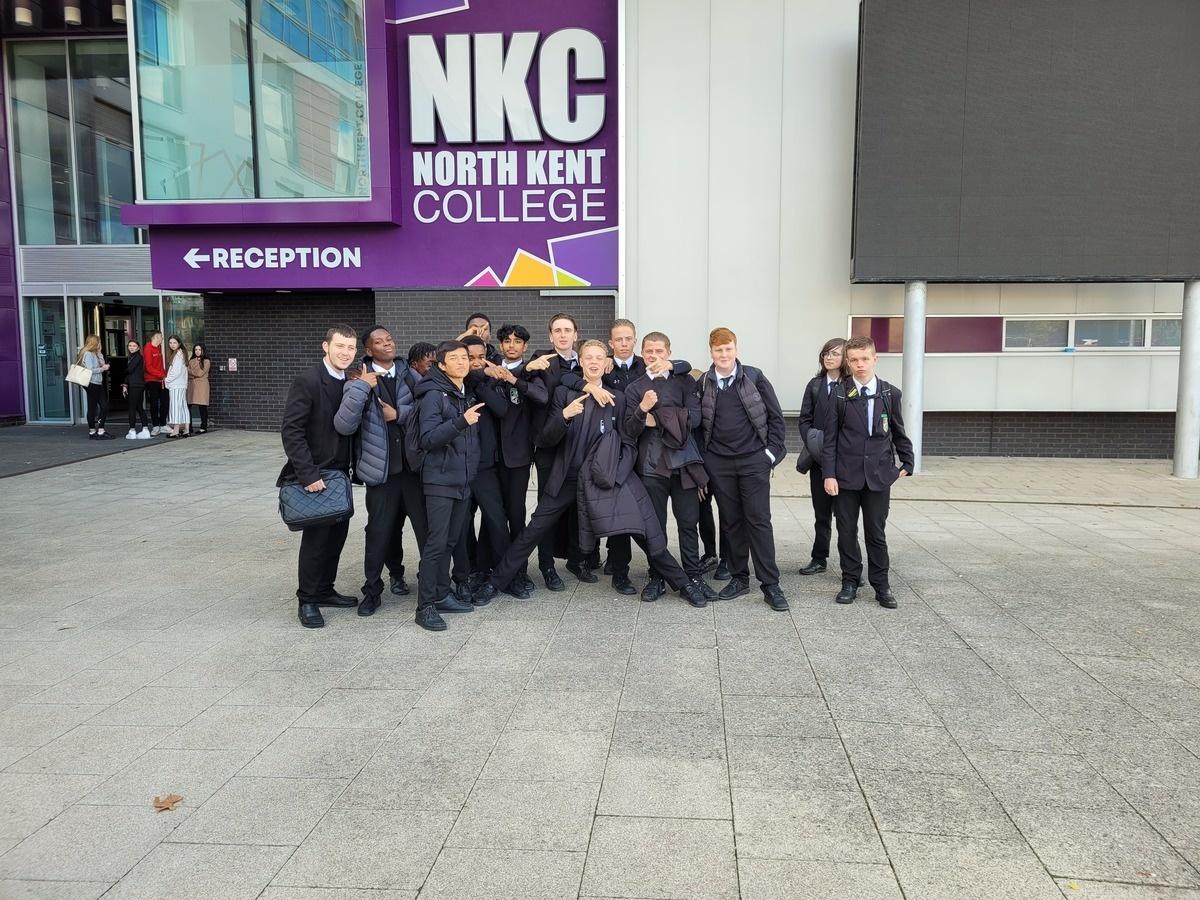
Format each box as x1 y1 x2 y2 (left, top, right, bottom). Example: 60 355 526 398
414 364 464 401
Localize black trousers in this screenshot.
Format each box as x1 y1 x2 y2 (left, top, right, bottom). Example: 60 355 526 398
644 472 702 579
607 533 632 577
418 493 471 611
497 463 531 577
85 383 107 429
704 451 779 586
698 488 728 560
492 476 691 592
362 472 411 600
297 517 351 605
834 486 891 592
191 404 209 430
146 382 167 427
808 465 835 563
452 466 512 580
534 449 581 571
126 386 148 430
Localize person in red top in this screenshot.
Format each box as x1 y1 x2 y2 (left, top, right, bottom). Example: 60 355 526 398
143 331 168 435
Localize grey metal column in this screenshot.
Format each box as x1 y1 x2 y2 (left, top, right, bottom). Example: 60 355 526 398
1173 279 1200 479
902 280 927 473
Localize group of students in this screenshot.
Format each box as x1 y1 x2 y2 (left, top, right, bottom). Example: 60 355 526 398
76 331 212 439
279 313 914 631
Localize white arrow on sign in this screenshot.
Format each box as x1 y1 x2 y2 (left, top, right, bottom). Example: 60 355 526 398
184 248 210 269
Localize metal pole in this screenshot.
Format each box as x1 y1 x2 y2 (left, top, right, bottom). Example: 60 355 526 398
1173 279 1200 478
902 280 927 474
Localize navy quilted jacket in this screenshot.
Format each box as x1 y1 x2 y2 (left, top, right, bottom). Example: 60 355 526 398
333 367 416 487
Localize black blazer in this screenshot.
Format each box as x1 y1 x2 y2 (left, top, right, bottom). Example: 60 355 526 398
495 360 548 469
278 363 352 487
820 377 915 491
528 352 581 449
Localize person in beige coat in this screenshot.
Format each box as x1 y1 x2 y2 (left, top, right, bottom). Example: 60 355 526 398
187 342 212 433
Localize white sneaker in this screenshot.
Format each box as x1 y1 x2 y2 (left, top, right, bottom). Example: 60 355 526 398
151 426 161 436
136 429 152 440
125 429 137 439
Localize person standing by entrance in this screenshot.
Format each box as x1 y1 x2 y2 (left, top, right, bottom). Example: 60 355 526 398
164 335 190 438
698 327 789 611
821 335 914 609
187 343 212 433
122 339 151 439
279 324 361 628
77 335 113 440
144 332 167 435
797 338 848 577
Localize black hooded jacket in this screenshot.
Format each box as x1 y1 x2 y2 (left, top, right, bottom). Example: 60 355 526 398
415 366 480 500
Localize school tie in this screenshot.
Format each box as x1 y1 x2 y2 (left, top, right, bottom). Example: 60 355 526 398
862 387 872 435
720 377 732 390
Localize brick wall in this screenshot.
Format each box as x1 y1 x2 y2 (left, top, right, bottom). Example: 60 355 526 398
374 290 617 350
202 293 375 431
922 412 1177 459
783 411 1178 458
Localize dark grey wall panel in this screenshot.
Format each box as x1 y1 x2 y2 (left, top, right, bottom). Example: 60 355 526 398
852 0 1200 282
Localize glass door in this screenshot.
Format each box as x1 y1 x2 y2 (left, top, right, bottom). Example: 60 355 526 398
22 296 72 421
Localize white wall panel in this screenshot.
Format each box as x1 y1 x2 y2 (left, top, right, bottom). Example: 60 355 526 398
707 0 784 378
625 0 712 359
924 357 999 410
996 355 1076 409
1071 355 1152 411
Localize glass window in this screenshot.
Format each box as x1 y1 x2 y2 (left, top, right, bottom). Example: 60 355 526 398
1004 320 1069 349
131 0 369 200
1073 319 1145 348
9 43 75 245
1150 319 1181 348
70 41 144 245
134 0 256 199
162 294 204 351
251 0 369 198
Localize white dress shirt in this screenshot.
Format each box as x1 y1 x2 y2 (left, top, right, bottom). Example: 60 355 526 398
323 360 346 381
853 375 879 435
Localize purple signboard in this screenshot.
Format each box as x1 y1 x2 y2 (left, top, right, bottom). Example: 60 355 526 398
144 0 618 292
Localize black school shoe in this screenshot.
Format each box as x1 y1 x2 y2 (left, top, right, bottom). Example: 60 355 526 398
298 604 325 628
641 577 666 602
416 607 447 631
612 574 637 596
718 576 750 601
317 591 358 608
698 553 718 574
542 567 566 591
680 581 708 608
389 574 410 596
876 590 899 609
693 579 718 601
836 582 858 604
713 559 732 581
762 585 789 611
436 592 474 614
798 559 827 575
358 595 381 617
566 563 598 584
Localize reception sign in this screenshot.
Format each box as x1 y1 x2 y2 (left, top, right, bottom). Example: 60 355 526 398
145 0 618 291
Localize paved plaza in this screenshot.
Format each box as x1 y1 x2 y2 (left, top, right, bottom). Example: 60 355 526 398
1 431 1200 899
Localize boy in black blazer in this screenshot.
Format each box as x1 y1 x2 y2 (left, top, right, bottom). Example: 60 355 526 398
820 335 915 608
278 324 360 629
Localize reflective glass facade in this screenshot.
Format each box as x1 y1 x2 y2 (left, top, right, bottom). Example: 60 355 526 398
133 0 369 200
8 40 142 246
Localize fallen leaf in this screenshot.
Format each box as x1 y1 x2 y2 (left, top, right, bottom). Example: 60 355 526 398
153 794 183 812
1065 883 1080 891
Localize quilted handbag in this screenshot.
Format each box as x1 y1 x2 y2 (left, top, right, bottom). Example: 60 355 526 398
278 469 354 531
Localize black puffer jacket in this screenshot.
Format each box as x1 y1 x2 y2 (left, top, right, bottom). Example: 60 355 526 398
415 366 479 500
